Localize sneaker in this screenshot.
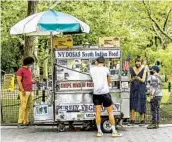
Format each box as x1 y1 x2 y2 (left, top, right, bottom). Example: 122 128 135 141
96 132 103 137
112 133 122 137
128 120 135 126
147 123 157 129
18 123 25 129
23 122 30 126
139 120 145 126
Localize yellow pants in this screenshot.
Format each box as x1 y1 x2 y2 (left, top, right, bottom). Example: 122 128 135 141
18 91 33 124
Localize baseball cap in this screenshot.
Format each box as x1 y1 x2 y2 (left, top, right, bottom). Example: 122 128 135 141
151 65 160 72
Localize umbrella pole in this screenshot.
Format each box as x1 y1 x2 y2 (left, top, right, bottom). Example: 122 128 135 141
50 32 53 89
50 32 55 121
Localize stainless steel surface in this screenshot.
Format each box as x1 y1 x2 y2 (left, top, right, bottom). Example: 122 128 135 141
121 98 130 118
120 92 130 99
34 48 131 123
121 76 130 81
55 93 93 104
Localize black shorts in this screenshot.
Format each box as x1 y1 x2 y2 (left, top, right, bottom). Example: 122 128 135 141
93 93 113 107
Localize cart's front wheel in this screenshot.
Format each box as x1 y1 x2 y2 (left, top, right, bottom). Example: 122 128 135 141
101 117 112 133
57 123 65 132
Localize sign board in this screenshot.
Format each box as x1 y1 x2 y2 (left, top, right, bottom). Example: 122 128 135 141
52 36 73 49
56 103 120 112
99 37 120 48
35 105 48 116
58 81 94 90
3 74 15 91
121 82 129 89
55 49 121 59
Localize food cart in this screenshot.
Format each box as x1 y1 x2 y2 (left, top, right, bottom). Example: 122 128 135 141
34 45 130 133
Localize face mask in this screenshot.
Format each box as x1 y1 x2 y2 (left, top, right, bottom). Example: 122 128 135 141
150 70 155 75
28 65 34 69
135 64 141 68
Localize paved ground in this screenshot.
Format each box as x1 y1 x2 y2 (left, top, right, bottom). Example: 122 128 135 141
1 125 172 142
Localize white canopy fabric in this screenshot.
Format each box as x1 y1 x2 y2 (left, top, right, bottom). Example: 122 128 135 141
10 10 90 36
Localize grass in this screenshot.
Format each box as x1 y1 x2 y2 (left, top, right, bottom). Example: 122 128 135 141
147 89 171 103
161 89 171 103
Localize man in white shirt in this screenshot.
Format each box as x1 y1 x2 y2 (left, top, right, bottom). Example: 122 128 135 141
90 56 122 137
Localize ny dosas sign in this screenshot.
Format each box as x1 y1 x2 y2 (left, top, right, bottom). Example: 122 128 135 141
55 49 121 59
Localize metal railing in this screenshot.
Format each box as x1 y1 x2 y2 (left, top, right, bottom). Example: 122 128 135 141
1 85 172 124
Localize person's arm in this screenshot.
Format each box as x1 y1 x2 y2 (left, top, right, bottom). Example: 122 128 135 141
16 69 25 92
151 88 156 96
107 68 111 87
129 67 136 82
32 77 39 84
107 75 111 86
17 76 25 92
137 69 147 83
150 76 158 98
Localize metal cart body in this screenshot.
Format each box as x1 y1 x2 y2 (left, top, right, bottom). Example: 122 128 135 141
33 47 130 132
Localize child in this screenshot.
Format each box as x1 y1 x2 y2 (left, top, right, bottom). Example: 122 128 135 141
147 66 162 129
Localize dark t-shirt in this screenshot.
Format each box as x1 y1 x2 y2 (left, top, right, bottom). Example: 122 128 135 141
16 67 32 91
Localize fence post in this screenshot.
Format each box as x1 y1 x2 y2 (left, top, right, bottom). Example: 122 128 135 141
168 82 171 93
1 98 3 123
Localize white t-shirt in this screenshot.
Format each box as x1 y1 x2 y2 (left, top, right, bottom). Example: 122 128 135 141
90 66 110 95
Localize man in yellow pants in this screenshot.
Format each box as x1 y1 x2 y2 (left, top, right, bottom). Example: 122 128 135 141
16 57 35 128
90 56 122 137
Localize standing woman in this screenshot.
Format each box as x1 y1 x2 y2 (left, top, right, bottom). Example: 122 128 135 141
129 57 147 125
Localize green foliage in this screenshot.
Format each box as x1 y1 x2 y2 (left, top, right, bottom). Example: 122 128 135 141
1 1 27 72
1 1 172 75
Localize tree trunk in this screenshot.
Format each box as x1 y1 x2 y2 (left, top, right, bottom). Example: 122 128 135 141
24 0 37 58
33 37 40 77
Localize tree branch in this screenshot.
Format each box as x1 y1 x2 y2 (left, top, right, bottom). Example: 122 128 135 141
163 9 172 31
152 23 163 42
152 23 166 49
143 1 172 41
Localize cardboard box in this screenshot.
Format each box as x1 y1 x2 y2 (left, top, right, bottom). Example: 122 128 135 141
99 37 120 48
3 74 15 91
52 36 73 49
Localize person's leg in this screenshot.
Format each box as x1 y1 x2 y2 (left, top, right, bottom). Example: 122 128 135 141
141 113 145 121
127 109 136 126
24 92 33 125
18 92 25 124
151 98 156 123
93 95 103 136
22 92 30 125
131 109 136 121
104 94 122 137
141 93 146 123
147 98 157 129
106 105 116 133
139 112 145 126
95 105 102 134
156 96 162 128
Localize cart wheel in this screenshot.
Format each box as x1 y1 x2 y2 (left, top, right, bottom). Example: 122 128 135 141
101 117 112 133
57 123 65 132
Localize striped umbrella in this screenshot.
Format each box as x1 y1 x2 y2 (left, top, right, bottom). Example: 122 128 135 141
10 9 90 35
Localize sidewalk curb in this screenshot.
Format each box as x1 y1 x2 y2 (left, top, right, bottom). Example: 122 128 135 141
1 124 172 129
